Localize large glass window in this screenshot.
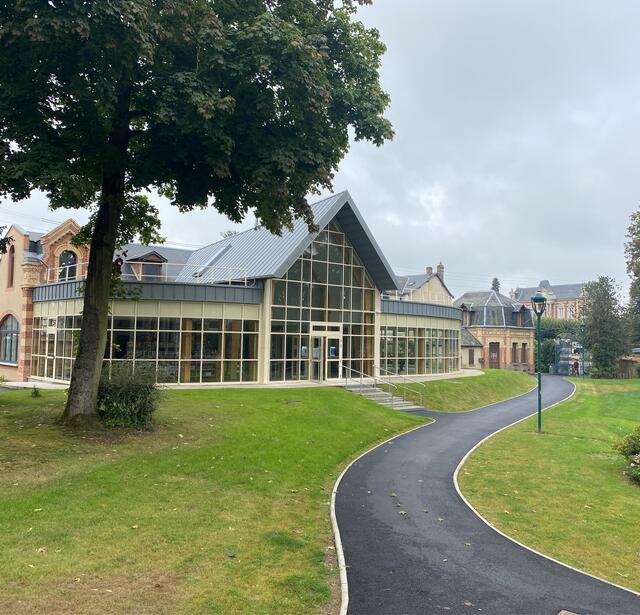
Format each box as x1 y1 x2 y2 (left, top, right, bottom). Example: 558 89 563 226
58 250 77 281
0 315 19 364
269 220 377 381
380 324 459 375
30 306 259 384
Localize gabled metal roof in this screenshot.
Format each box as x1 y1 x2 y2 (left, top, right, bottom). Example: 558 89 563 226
175 191 400 291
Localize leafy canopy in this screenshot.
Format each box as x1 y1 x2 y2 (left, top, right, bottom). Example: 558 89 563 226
581 276 628 378
625 204 640 345
0 0 393 242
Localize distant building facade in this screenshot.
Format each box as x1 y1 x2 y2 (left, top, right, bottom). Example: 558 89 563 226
511 280 586 320
385 263 454 306
454 290 535 372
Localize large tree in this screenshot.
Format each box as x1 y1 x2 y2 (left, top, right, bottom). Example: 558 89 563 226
581 276 628 378
625 204 640 346
0 1 393 422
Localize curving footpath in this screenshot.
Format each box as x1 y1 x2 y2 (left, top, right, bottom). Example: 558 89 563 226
335 375 640 615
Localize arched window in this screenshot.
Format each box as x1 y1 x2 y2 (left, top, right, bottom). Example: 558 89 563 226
7 245 15 288
58 250 77 281
0 315 19 364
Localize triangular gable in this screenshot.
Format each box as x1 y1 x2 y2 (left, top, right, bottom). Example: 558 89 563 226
272 191 399 291
126 250 167 263
39 219 81 244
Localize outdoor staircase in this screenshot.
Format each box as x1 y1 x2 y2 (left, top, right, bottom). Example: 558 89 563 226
344 382 426 413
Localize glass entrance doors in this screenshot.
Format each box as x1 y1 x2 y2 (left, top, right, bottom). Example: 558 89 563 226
311 337 323 382
311 335 342 382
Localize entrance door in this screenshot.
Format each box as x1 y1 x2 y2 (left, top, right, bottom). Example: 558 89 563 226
45 332 56 379
326 337 341 380
489 342 500 369
311 337 323 382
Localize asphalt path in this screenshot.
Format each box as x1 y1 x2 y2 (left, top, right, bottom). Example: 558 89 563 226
336 375 640 615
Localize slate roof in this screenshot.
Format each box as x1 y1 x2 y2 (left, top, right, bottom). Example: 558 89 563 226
461 328 483 348
454 290 533 328
174 191 399 291
513 281 586 302
393 272 455 299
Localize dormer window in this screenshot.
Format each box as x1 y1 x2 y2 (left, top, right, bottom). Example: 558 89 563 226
125 251 167 281
58 250 77 281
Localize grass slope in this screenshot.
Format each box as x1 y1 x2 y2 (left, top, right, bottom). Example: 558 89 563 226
395 369 534 412
0 388 424 614
459 379 640 592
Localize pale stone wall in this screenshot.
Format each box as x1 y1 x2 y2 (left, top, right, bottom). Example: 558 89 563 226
399 276 453 306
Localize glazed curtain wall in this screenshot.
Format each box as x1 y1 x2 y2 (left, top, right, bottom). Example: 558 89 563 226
380 314 460 375
269 220 376 381
31 299 260 383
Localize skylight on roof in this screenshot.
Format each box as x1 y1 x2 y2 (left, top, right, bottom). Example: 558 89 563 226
193 245 230 278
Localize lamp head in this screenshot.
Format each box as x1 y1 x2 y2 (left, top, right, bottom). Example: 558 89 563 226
531 291 547 317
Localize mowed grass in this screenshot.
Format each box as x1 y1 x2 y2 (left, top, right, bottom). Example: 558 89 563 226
394 369 535 412
0 387 424 614
459 379 640 591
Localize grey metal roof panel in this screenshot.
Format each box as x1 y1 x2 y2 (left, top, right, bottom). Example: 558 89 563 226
33 280 263 304
175 191 400 291
381 298 462 320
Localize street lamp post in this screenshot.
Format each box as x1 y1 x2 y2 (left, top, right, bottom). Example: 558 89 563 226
531 292 547 433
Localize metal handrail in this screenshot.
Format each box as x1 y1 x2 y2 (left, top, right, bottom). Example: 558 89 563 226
342 364 401 409
376 364 426 408
45 261 253 287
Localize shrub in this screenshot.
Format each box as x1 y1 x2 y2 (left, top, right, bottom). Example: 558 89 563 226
31 386 41 398
628 459 640 485
96 363 160 428
613 425 640 459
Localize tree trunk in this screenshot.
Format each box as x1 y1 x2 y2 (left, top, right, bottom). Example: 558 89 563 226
62 79 131 423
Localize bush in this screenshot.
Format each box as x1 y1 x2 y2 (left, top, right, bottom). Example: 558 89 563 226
628 460 640 485
96 363 160 428
614 425 640 459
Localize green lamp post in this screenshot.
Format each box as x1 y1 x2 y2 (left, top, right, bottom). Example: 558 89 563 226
531 292 547 433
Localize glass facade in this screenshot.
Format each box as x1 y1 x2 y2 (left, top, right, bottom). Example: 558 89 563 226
31 302 259 384
269 220 376 381
380 324 459 375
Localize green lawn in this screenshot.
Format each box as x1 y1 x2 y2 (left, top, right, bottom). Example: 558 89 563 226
389 369 535 412
0 387 424 615
459 379 640 592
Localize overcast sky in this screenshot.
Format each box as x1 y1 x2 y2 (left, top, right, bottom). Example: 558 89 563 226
1 0 639 299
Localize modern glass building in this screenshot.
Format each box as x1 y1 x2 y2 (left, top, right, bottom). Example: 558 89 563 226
2 192 462 384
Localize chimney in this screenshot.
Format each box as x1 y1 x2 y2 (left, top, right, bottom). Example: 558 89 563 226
437 262 444 281
426 266 433 276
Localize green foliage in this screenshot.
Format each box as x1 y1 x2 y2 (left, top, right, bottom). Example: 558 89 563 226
96 364 160 428
582 276 628 378
628 464 640 486
539 317 581 341
0 227 11 254
0 0 393 237
30 386 41 398
614 425 640 459
625 206 640 346
534 338 557 373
